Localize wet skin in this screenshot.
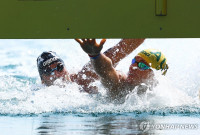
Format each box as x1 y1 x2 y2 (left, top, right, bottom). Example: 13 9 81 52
41 62 71 86
126 56 154 88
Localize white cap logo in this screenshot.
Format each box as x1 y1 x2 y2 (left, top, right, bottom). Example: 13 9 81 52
43 57 58 67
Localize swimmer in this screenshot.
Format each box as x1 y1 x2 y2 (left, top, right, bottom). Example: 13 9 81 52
37 39 145 93
76 39 169 101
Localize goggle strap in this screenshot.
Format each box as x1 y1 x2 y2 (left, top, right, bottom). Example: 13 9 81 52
162 64 169 76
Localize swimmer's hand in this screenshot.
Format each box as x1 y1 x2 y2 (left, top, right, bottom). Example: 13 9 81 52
75 39 106 56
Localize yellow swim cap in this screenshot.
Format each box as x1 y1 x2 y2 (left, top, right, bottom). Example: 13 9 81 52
137 49 169 75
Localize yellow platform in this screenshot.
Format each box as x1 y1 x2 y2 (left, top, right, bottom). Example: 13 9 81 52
0 0 200 38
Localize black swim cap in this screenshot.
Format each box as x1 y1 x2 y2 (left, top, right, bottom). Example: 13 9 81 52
37 51 65 78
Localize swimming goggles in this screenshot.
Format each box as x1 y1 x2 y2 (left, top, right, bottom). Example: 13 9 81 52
43 63 64 75
132 58 150 70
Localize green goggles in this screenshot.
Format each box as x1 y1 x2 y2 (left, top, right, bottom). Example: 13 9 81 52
132 58 150 70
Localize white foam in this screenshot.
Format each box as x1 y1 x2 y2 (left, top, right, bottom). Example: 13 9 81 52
0 39 200 114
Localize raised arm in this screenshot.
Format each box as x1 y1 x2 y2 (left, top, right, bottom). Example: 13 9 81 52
75 39 124 91
72 39 145 93
90 53 122 88
104 39 145 67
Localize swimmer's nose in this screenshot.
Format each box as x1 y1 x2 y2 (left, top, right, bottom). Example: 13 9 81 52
54 70 63 77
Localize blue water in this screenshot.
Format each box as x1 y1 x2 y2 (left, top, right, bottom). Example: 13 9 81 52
0 39 200 134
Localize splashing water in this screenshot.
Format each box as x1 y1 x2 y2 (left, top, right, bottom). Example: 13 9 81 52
0 39 200 116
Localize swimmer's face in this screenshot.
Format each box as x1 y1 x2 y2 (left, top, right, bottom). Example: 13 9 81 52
127 56 154 85
41 62 71 86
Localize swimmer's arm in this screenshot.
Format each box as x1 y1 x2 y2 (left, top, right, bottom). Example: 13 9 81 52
73 38 145 80
104 39 145 67
92 53 123 84
76 38 125 87
73 39 143 93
